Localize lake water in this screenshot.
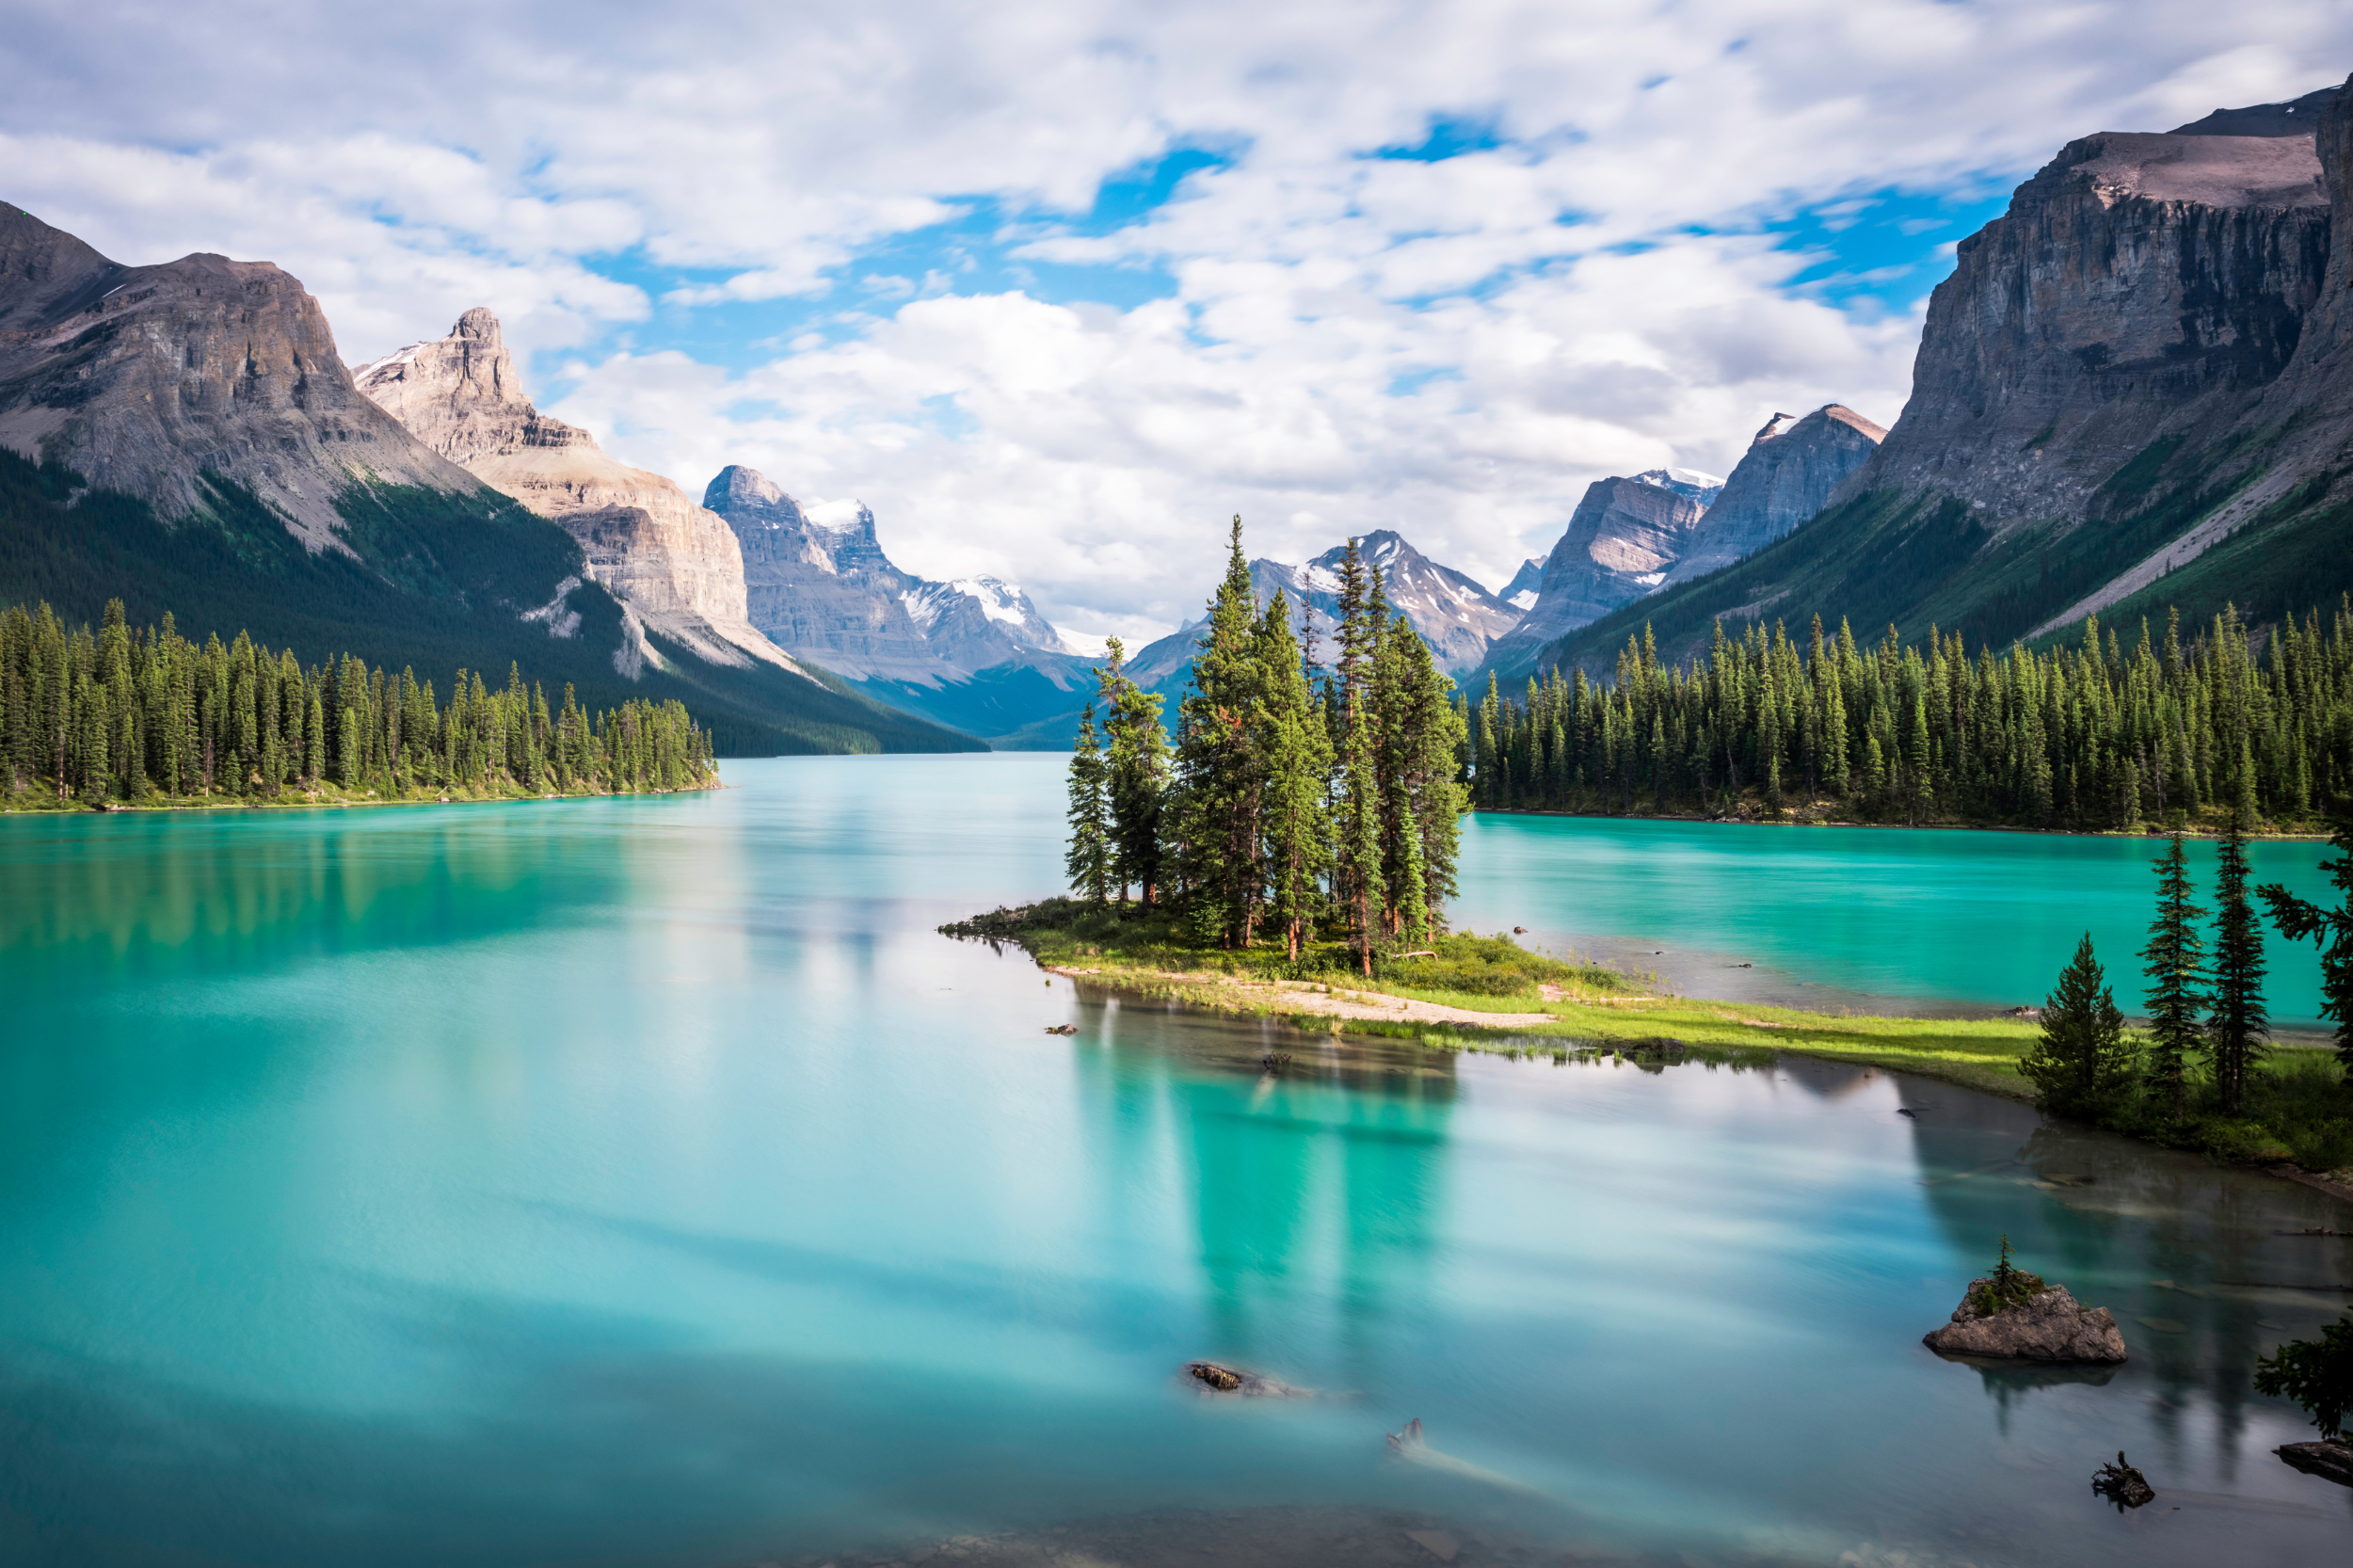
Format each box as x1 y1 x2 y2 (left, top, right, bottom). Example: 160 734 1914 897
1 753 2346 1567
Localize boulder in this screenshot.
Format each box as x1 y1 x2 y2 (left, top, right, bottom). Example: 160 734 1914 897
2278 1439 2353 1487
1924 1277 2128 1363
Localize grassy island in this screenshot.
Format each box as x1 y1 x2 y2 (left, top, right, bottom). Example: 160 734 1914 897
948 895 2353 1181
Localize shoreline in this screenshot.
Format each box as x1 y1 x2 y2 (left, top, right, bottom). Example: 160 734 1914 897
1019 949 2350 1201
0 776 724 817
1472 804 2333 841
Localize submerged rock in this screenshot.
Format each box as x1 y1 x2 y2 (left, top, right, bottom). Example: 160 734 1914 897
1185 1361 1311 1397
1925 1277 2128 1363
2278 1439 2353 1487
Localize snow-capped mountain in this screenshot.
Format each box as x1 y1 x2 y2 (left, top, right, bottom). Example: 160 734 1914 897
1633 467 1726 507
1498 556 1545 613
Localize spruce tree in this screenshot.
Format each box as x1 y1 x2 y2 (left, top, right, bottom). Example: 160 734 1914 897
1096 637 1167 907
2208 807 2269 1114
2261 804 2353 1074
2139 832 2207 1118
1257 590 1333 961
1170 516 1272 946
1064 701 1112 904
2019 934 2136 1121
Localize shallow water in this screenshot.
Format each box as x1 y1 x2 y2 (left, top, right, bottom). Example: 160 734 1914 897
0 754 2345 1567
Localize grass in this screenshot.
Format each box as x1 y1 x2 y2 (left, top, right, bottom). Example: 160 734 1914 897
0 774 717 814
945 897 2353 1176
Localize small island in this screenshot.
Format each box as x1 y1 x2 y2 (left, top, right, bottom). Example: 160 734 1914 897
1923 1239 2127 1364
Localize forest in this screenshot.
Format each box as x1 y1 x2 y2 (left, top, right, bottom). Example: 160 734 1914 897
1063 521 1465 969
0 599 715 808
1466 600 2353 832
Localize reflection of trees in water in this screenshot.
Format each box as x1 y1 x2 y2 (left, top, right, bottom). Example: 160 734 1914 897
1074 1000 1459 1381
1910 1096 2348 1480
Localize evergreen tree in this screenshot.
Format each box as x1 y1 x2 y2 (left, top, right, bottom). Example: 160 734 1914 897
1170 517 1273 946
2261 805 2353 1074
2208 807 2269 1114
1257 588 1333 962
1064 700 1112 904
1096 637 1167 907
2019 934 2137 1121
2139 832 2207 1118
2254 1313 2353 1441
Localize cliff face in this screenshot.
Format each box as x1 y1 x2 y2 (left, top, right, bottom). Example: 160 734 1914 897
705 463 1071 683
1530 79 2353 678
357 312 795 675
1480 477 1705 675
1669 404 1885 583
1859 128 2330 529
0 203 478 548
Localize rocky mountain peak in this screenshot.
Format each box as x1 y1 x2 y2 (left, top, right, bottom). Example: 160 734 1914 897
1499 556 1545 612
358 309 791 674
703 463 805 527
0 203 477 548
1665 403 1886 585
1632 466 1725 507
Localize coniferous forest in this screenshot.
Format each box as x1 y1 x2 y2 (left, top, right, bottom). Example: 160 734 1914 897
1469 601 2353 832
1 599 715 808
1064 521 1468 970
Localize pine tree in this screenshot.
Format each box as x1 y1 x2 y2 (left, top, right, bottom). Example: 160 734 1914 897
1257 590 1333 961
2139 832 2207 1118
2261 804 2353 1074
2019 934 2137 1121
1170 516 1272 946
1064 700 1112 904
2208 806 2269 1114
1096 637 1167 907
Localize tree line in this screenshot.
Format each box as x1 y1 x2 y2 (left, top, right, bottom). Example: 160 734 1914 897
1 599 715 807
1065 521 1467 972
1470 601 2353 830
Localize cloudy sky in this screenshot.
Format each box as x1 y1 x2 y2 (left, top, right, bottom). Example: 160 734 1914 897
6 2 2347 640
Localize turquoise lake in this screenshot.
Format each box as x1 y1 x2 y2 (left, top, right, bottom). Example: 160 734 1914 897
2 753 2347 1565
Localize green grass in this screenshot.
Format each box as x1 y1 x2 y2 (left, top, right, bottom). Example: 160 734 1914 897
948 897 2353 1173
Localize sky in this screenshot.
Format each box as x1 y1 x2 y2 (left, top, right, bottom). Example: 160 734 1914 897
5 2 2349 643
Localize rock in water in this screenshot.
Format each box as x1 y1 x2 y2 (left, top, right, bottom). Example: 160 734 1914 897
2278 1439 2353 1487
1184 1361 1310 1397
1924 1277 2128 1363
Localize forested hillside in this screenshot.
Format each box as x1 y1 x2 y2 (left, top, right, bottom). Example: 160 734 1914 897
1467 601 2353 833
1 598 712 808
0 449 982 757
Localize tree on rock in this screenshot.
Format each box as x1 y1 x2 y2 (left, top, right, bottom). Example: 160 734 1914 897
2021 934 2136 1121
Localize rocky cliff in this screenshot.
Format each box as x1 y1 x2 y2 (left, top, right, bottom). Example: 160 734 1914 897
1498 556 1545 612
1530 79 2353 677
703 463 1077 685
1666 404 1885 583
358 311 796 676
1479 476 1706 675
0 202 477 547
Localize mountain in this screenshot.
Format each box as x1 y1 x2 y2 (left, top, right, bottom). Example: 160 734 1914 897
1241 531 1520 673
1478 476 1708 677
356 311 794 678
1661 405 1886 584
701 464 1096 744
1531 80 2353 678
0 205 976 755
1633 467 1726 507
1499 556 1545 612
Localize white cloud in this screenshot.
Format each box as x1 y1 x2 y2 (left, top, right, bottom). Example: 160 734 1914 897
6 0 2352 632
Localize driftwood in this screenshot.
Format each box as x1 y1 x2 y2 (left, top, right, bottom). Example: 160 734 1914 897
1044 1024 1078 1035
2092 1451 2155 1508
